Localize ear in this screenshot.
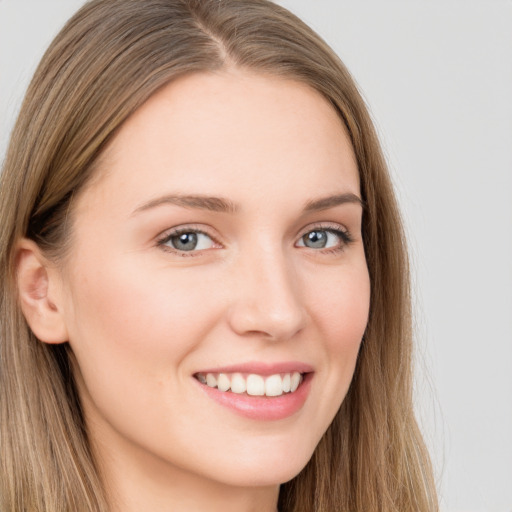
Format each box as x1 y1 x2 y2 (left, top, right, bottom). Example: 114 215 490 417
15 238 69 344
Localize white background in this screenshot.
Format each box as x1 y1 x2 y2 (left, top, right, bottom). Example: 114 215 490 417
1 1 511 511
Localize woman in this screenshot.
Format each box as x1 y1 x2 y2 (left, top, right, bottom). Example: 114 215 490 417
0 0 438 510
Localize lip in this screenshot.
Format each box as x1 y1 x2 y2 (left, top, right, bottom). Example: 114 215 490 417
193 362 314 421
195 361 314 376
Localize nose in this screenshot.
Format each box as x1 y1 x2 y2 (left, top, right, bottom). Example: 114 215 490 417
226 247 307 342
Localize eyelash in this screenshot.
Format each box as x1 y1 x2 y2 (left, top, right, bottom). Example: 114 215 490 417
298 223 354 255
156 223 354 257
157 226 219 258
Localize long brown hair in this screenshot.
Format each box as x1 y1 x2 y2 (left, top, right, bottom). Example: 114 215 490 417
0 1 438 510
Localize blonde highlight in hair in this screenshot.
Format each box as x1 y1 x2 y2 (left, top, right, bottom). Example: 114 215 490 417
0 1 438 510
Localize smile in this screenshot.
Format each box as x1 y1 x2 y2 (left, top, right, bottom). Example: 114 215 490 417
194 371 303 397
193 364 314 421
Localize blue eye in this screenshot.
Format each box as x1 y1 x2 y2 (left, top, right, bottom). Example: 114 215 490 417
160 230 215 252
296 228 350 250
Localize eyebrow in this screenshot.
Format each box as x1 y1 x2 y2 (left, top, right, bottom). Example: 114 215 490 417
303 193 365 212
132 194 239 215
131 192 364 216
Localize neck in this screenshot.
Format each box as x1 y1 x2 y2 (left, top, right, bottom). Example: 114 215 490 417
108 467 280 512
92 428 280 512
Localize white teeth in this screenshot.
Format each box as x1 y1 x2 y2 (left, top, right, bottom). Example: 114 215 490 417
282 373 291 393
265 374 283 396
217 373 231 392
290 372 301 392
230 373 246 394
246 374 265 396
206 373 217 388
198 371 305 396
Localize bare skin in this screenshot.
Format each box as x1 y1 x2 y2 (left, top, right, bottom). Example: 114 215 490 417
17 70 370 512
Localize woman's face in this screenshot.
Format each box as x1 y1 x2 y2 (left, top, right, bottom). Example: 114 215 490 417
57 71 370 491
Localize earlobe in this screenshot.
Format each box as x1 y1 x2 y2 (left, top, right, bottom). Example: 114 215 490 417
15 239 69 344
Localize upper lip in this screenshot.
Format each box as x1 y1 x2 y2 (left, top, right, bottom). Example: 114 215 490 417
194 361 314 376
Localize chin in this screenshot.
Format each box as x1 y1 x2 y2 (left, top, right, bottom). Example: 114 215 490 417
205 444 316 488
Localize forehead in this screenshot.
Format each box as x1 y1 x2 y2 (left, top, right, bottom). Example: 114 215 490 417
76 70 360 216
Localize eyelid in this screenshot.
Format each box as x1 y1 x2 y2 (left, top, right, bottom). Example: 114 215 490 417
295 222 354 252
155 221 354 257
296 221 351 240
156 224 223 256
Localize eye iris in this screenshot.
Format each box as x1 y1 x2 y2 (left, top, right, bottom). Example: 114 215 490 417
304 230 327 248
172 232 198 251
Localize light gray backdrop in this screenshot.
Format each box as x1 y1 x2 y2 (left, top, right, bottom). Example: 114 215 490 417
1 1 511 511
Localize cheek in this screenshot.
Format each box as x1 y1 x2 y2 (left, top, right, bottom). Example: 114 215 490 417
312 263 370 347
65 256 222 387
307 262 370 403
63 256 231 456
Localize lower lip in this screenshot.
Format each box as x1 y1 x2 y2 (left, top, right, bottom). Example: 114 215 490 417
194 373 313 421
